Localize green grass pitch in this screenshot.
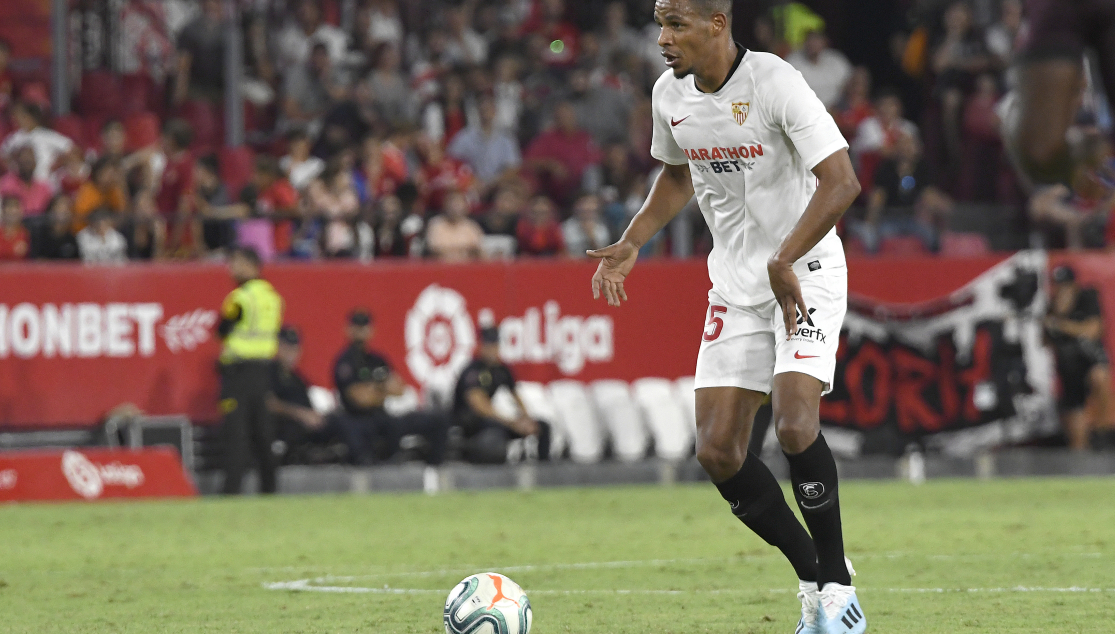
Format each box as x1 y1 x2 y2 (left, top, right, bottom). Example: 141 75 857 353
2 478 1113 633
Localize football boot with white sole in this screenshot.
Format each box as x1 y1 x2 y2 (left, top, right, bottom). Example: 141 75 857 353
819 583 866 634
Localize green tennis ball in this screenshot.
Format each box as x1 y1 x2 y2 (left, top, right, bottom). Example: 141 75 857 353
550 40 565 54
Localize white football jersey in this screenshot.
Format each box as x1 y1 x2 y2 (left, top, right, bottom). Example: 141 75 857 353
650 49 849 307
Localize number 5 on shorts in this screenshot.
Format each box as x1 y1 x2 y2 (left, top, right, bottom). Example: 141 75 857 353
703 305 727 342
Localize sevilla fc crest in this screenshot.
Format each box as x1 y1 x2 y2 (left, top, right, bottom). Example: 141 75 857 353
732 101 749 126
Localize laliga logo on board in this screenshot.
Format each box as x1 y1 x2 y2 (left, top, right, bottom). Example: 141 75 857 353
405 285 478 389
404 284 615 384
61 450 145 500
0 303 217 359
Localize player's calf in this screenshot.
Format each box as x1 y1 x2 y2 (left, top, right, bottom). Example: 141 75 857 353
712 451 818 583
784 433 851 588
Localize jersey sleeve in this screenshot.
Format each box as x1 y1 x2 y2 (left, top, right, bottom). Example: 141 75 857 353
649 73 689 166
759 61 849 171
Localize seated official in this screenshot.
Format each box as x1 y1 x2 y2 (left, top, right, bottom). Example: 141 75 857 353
333 309 449 465
453 327 552 463
267 326 343 463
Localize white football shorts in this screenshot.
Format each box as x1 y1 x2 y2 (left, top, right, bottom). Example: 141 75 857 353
694 266 847 394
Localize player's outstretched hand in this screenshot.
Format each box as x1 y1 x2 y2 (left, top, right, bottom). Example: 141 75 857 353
588 240 638 307
767 258 809 340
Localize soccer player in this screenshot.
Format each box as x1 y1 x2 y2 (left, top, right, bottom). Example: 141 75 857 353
1009 0 1115 187
588 1 865 633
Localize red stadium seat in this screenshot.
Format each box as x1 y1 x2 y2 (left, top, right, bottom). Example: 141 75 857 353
218 145 254 199
51 115 87 149
120 73 162 117
75 70 121 117
81 114 110 153
939 232 991 257
879 235 929 256
175 100 223 152
124 112 161 152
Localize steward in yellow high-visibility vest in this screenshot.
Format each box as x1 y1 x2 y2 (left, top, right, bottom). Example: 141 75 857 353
215 246 283 495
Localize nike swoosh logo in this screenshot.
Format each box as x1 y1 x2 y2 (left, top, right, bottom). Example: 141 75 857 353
794 351 819 359
671 116 690 127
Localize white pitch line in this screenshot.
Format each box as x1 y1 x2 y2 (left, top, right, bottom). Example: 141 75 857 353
247 551 1106 575
263 580 1115 596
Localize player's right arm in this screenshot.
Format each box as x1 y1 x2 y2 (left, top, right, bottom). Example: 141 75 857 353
590 72 693 307
588 164 693 306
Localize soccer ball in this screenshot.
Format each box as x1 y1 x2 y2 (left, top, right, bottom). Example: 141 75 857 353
444 572 532 634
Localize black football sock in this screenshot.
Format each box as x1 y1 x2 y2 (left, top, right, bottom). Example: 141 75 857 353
784 433 851 588
714 452 818 582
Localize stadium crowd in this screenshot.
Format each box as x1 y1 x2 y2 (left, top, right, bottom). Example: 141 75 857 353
0 0 1113 263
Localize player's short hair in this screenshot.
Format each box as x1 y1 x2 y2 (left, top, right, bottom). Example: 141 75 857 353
690 0 732 18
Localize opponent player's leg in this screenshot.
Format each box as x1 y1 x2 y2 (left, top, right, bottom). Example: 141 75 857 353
696 386 819 584
1011 58 1083 186
1007 0 1086 187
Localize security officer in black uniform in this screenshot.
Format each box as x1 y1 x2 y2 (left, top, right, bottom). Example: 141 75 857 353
332 309 449 465
453 326 552 463
267 326 336 463
216 246 283 494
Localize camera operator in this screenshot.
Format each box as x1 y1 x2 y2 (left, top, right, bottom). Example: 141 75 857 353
1045 265 1114 450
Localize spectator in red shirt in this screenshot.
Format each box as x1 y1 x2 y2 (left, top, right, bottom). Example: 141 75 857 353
0 146 53 217
416 133 475 213
0 196 30 261
157 119 195 253
241 155 299 217
352 135 408 204
517 195 564 257
525 100 602 207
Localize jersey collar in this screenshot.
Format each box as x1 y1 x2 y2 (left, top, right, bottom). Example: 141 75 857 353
694 42 747 95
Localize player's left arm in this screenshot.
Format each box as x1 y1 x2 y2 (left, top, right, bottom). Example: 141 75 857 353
767 149 861 339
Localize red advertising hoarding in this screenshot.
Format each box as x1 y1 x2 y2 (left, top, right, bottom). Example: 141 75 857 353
0 447 196 501
0 253 1111 439
0 260 711 428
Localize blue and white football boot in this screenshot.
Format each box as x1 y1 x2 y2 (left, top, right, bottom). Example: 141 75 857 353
794 557 860 634
794 579 823 634
818 582 866 634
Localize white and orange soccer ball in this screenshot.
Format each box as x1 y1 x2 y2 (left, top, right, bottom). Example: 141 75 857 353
444 572 532 634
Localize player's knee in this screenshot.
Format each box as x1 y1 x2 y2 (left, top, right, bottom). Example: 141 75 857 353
774 414 819 455
695 439 744 482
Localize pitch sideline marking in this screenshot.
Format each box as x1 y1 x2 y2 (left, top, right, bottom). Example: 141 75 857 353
263 579 1115 596
247 551 1106 575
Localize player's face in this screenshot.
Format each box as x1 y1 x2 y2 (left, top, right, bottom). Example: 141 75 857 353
654 0 715 78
